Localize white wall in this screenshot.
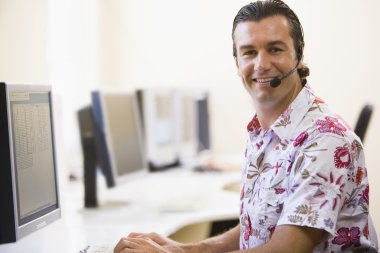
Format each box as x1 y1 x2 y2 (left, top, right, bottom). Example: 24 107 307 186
0 0 48 82
1 0 379 236
47 0 99 173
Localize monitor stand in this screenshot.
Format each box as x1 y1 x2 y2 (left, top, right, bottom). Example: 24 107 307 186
78 106 99 208
83 133 99 208
148 158 181 172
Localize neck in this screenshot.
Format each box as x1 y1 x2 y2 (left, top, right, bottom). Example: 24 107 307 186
255 82 303 132
255 105 285 132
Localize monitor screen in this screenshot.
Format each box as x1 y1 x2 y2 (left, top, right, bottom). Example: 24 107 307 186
195 92 210 153
91 90 148 185
0 82 60 244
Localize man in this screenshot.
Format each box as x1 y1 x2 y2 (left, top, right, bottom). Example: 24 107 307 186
114 1 378 252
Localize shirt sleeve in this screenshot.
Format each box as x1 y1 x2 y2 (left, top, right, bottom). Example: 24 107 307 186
277 131 367 236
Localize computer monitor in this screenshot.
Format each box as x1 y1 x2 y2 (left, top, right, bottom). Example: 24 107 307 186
78 90 148 207
195 92 211 153
176 90 211 165
92 90 148 182
0 82 60 244
137 88 180 171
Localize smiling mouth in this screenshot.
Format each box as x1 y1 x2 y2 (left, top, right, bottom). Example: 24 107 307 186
253 77 273 83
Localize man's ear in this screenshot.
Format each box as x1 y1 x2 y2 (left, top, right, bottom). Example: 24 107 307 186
297 59 304 69
234 56 242 77
297 56 306 72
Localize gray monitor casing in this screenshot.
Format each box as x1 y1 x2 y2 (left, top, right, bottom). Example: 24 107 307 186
0 83 60 244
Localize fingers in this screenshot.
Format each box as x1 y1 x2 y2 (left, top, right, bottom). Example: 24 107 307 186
114 237 140 253
127 232 167 245
128 232 146 238
114 236 167 253
145 232 168 245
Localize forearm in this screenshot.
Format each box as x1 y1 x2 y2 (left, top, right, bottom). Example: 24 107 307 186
228 225 324 253
183 225 240 253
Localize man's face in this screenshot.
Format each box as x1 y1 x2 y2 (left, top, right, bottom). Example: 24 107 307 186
234 15 302 109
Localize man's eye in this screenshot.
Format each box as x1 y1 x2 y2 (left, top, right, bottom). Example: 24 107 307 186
269 48 282 53
242 50 256 56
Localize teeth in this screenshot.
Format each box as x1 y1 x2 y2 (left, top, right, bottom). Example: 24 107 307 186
256 78 272 83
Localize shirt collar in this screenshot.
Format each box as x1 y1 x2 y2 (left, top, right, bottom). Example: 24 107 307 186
247 85 316 141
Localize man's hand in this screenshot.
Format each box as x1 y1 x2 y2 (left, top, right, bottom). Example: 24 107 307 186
114 232 189 253
114 225 240 253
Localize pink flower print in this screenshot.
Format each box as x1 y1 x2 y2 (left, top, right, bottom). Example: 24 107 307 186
243 214 253 241
255 140 264 150
334 146 351 169
274 188 285 194
316 116 347 136
247 116 261 135
332 227 361 250
240 185 245 200
293 131 308 147
310 172 345 210
361 185 369 205
273 162 283 175
314 97 325 104
268 225 276 239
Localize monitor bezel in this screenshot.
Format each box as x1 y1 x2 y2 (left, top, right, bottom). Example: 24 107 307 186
5 83 61 242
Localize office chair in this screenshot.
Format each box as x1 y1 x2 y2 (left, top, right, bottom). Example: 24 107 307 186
354 104 373 143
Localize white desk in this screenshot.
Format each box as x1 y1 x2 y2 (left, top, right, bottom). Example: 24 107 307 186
0 168 241 253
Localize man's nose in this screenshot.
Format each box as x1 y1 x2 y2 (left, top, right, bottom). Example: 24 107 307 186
254 52 271 72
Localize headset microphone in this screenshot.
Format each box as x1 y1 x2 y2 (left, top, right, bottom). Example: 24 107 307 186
269 77 282 88
269 64 299 88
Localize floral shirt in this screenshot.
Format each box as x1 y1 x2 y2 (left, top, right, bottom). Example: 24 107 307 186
239 85 378 252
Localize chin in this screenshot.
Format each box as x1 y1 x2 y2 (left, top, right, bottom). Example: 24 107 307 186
254 90 278 103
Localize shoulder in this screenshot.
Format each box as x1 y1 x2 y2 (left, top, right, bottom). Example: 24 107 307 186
294 100 360 147
290 102 365 177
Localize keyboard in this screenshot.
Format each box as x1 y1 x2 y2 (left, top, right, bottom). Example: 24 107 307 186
79 244 114 253
192 164 220 172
